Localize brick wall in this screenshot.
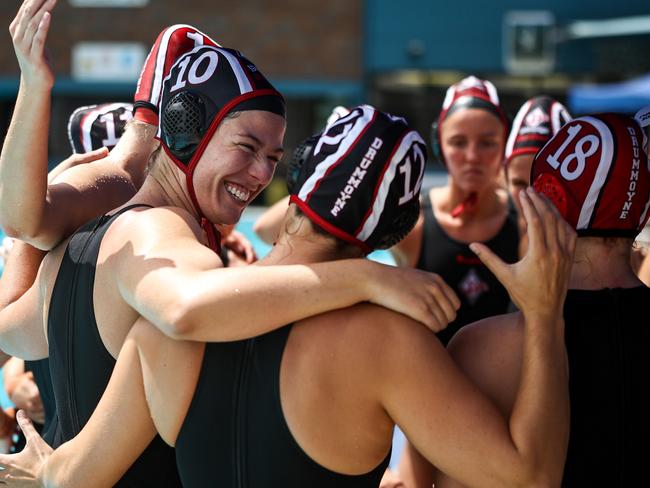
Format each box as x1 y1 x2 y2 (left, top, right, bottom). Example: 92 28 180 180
0 0 361 80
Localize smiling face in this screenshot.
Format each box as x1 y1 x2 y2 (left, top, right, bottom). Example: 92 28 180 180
192 110 286 225
440 108 505 194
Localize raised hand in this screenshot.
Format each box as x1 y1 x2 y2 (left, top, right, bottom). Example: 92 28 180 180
8 372 45 426
0 410 52 487
470 187 577 321
369 264 460 332
9 0 57 88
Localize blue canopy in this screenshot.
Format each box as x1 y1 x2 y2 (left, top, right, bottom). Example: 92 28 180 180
568 73 650 115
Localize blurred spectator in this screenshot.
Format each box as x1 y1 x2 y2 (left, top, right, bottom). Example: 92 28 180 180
504 96 572 256
391 76 518 346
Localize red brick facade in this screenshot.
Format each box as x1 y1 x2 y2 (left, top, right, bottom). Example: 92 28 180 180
0 0 362 80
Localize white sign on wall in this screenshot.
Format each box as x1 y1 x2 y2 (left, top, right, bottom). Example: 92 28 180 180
69 0 149 7
503 11 556 75
72 42 147 82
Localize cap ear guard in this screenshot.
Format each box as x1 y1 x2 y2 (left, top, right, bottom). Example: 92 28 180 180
161 91 208 165
374 198 421 250
287 133 321 194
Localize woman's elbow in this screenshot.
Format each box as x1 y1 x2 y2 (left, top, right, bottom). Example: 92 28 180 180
158 300 198 340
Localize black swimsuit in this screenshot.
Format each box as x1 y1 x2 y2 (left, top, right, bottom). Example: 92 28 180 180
47 205 182 487
562 286 650 487
416 196 519 344
176 325 390 487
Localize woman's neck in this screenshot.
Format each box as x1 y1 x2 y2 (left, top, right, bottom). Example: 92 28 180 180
126 158 198 220
437 182 503 222
261 214 362 267
569 239 642 290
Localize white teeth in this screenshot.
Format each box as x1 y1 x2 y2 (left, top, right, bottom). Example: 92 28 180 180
225 183 251 202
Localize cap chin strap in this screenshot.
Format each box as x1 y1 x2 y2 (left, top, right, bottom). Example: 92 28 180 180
450 192 478 218
201 217 223 257
159 137 223 257
186 154 223 258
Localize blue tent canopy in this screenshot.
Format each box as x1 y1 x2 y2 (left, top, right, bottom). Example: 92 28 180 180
568 73 650 115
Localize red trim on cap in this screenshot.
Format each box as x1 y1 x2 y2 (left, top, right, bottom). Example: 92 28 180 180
290 195 372 254
516 134 549 142
134 30 163 104
134 108 159 126
506 146 540 162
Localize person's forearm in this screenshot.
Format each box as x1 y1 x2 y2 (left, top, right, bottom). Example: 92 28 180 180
508 313 569 487
42 334 156 488
0 242 49 359
252 195 289 245
0 80 51 239
0 240 46 310
107 120 157 189
138 259 377 342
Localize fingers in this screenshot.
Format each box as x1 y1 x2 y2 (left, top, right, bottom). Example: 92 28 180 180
15 410 38 442
469 242 509 286
428 274 459 322
527 189 578 261
425 299 450 332
434 274 461 311
538 191 576 256
224 231 257 264
11 0 56 53
527 190 557 252
519 188 545 253
74 146 110 165
9 0 40 36
243 242 257 263
30 10 51 58
416 274 459 332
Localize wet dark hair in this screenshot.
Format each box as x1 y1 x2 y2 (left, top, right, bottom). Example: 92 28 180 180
293 207 355 254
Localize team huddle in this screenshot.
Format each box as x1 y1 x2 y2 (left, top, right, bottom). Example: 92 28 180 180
0 1 648 487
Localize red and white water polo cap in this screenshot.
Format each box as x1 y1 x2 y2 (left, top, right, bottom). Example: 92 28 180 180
67 103 134 154
439 76 508 129
505 96 571 164
290 105 427 253
531 110 650 237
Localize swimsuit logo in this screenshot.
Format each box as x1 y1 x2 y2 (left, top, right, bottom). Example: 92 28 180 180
459 268 489 305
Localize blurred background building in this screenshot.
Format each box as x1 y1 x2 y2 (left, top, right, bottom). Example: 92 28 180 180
0 0 649 203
